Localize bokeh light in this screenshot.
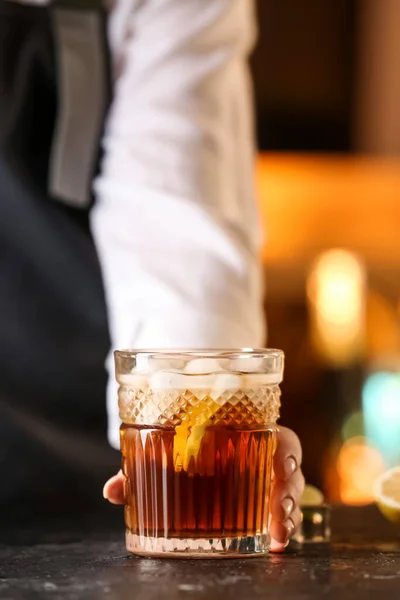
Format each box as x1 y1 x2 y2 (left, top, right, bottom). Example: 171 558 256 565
308 250 364 324
341 410 365 442
337 436 385 505
362 371 400 467
307 250 366 366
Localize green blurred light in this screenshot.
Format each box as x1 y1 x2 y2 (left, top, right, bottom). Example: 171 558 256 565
362 372 400 467
341 411 365 442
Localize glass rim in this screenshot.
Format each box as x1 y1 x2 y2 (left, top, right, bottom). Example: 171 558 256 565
114 348 284 360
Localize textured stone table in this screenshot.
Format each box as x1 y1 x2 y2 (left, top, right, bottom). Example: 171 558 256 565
1 505 399 599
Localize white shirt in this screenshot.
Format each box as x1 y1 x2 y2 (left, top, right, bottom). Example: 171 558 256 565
15 0 265 448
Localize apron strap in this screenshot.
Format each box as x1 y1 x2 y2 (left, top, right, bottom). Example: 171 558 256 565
49 0 110 208
54 1 105 8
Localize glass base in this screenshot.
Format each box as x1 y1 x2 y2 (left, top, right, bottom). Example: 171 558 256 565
126 531 271 558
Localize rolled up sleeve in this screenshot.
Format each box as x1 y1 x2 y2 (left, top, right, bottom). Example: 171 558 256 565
90 0 265 448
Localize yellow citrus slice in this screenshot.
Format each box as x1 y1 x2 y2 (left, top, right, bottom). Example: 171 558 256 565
375 466 400 525
301 484 324 506
173 396 220 473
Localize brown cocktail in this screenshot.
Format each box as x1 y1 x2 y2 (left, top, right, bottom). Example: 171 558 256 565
115 350 283 558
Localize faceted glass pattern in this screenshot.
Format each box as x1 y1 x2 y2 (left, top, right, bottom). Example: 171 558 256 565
118 386 281 428
115 349 284 558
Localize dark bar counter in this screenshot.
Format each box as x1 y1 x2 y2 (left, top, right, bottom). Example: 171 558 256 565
1 505 399 599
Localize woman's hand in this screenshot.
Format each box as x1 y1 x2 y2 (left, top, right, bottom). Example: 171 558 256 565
103 426 304 552
269 426 304 551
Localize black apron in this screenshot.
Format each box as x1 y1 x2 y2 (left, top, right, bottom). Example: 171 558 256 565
0 0 119 524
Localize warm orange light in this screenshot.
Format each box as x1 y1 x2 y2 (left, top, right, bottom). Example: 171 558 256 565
366 292 399 359
256 154 400 268
307 250 366 366
337 436 385 505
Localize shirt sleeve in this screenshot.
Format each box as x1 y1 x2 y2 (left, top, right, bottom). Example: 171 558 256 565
90 0 266 449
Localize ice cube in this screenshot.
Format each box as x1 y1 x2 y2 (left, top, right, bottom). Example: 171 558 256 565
134 355 151 372
230 357 265 373
148 370 187 389
209 373 243 400
241 373 282 388
149 370 221 390
118 372 149 389
185 374 218 389
184 358 222 374
216 358 231 371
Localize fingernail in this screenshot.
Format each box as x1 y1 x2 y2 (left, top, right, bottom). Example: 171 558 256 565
282 497 294 518
102 484 108 500
286 518 295 538
284 456 297 479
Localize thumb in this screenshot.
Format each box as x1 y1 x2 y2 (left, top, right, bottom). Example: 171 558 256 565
103 470 125 504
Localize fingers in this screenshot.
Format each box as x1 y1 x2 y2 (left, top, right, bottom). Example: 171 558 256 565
270 507 302 549
269 468 305 523
270 537 289 553
270 426 304 552
103 470 125 505
273 426 302 482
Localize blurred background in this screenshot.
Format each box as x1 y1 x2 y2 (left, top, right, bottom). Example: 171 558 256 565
251 0 400 503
